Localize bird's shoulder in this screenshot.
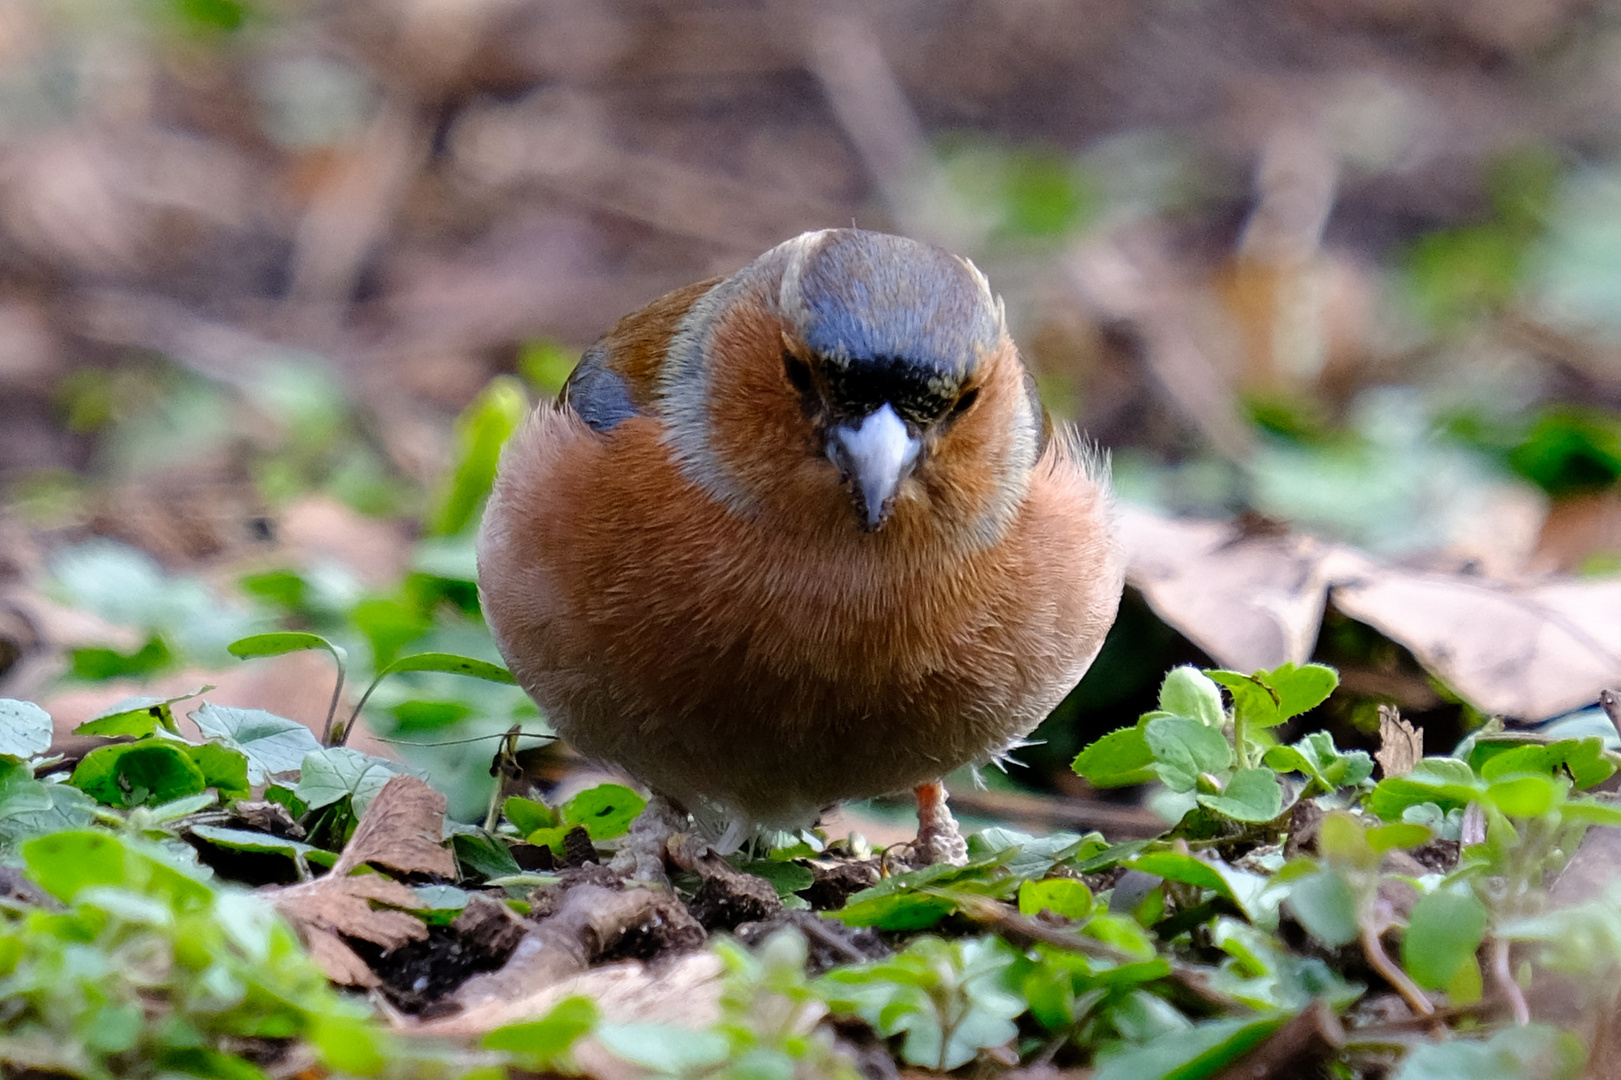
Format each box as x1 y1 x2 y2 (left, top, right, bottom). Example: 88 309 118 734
561 276 724 433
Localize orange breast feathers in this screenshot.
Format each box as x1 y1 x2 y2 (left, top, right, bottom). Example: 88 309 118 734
477 228 1124 836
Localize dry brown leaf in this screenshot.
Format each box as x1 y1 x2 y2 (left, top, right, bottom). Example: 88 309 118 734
1374 705 1423 779
272 872 426 986
274 872 426 948
1121 507 1621 721
1118 507 1355 672
333 774 456 878
1332 571 1621 721
302 926 384 989
268 775 451 986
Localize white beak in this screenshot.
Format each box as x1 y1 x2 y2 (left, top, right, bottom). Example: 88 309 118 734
827 403 922 531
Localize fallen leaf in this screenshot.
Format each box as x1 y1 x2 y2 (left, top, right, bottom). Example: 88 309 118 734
272 872 427 985
268 775 452 985
1332 571 1621 721
1121 506 1621 722
1375 706 1423 779
1118 507 1352 673
332 774 456 878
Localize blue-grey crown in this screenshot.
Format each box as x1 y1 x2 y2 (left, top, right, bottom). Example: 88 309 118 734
785 230 1001 382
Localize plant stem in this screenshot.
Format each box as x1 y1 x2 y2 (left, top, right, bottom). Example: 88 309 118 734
318 650 347 746
1361 920 1433 1018
1491 937 1529 1025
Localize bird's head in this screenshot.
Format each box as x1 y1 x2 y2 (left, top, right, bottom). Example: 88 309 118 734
662 229 1048 547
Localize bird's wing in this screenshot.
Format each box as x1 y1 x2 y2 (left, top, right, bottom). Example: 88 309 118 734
561 276 724 433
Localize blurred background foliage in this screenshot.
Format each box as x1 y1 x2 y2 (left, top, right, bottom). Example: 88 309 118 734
5 0 1621 817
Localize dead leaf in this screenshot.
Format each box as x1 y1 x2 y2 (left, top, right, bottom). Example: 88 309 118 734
332 774 455 878
1118 507 1355 672
1332 571 1621 721
302 926 385 989
272 872 427 985
1121 507 1621 721
269 775 451 985
1375 706 1423 778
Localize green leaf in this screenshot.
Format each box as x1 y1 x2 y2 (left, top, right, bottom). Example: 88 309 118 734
1561 799 1621 826
1206 670 1282 729
378 652 516 685
228 631 346 663
1143 716 1233 792
1209 917 1364 1011
69 636 174 681
350 597 431 669
1474 738 1617 789
736 858 816 898
78 690 205 737
1018 878 1094 919
1158 666 1226 727
191 703 323 785
1073 726 1157 787
0 766 96 846
452 829 523 880
503 796 557 834
70 742 209 808
22 829 127 900
188 825 337 869
1264 662 1339 719
295 747 412 813
75 703 165 738
1198 768 1286 823
484 995 598 1064
1286 868 1361 947
413 884 472 914
1392 1023 1585 1080
24 829 211 912
429 375 529 537
1403 884 1488 991
1486 774 1561 818
1369 759 1484 821
1093 1015 1286 1080
0 699 52 759
1265 731 1374 792
183 742 251 801
595 1023 730 1074
834 890 960 931
560 783 646 839
265 783 308 819
969 827 1096 880
1128 852 1237 902
1367 822 1433 852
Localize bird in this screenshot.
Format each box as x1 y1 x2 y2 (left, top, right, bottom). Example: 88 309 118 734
477 228 1124 872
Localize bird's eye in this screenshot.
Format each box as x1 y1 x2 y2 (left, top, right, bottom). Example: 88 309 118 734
783 352 814 394
948 387 980 419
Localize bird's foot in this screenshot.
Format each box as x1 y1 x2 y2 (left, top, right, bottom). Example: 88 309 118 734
910 780 968 867
608 794 690 883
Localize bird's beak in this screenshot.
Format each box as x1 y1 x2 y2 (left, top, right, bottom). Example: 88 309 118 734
827 403 921 531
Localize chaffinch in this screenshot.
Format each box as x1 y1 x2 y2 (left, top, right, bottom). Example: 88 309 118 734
477 228 1123 871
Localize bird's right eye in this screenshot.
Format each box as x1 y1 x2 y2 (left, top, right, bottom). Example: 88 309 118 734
783 352 814 394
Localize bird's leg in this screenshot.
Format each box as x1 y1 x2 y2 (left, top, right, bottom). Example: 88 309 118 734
609 793 690 882
913 780 968 866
